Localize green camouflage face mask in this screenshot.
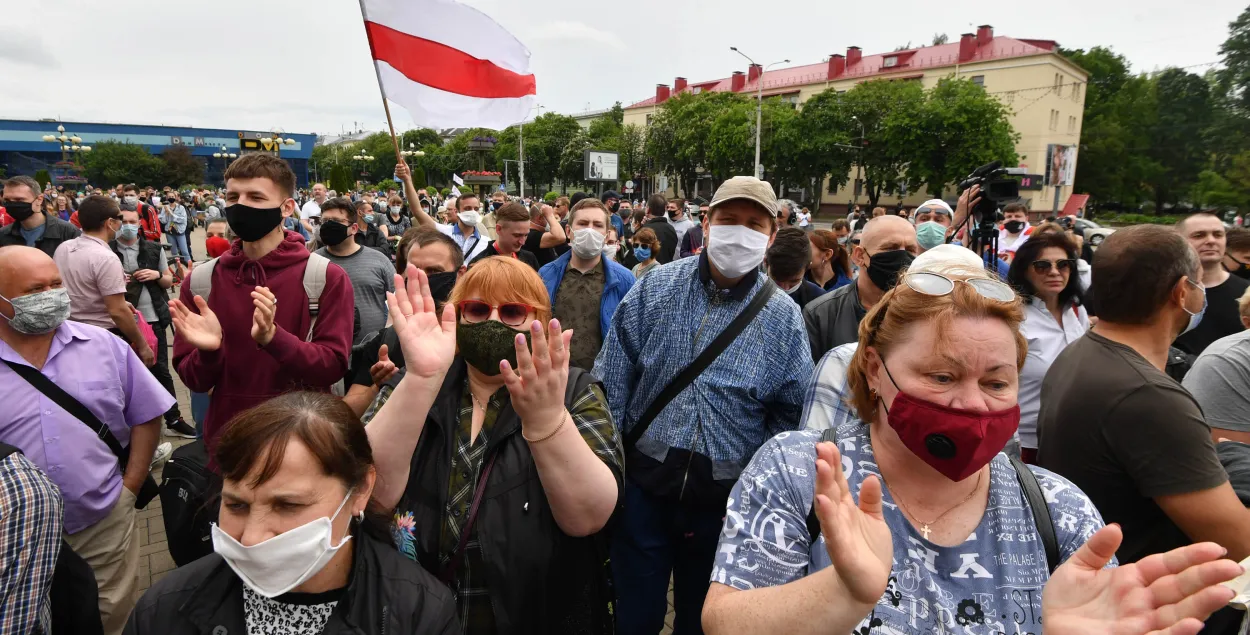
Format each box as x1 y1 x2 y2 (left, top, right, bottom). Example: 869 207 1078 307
457 319 531 376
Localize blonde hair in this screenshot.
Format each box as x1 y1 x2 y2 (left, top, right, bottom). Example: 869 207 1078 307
846 270 1028 417
1239 286 1250 319
450 256 552 324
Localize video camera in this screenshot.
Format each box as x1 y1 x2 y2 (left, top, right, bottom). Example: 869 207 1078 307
956 161 1020 269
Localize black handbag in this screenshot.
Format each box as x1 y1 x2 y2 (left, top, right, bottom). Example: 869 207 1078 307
624 280 776 510
159 439 219 567
3 360 160 508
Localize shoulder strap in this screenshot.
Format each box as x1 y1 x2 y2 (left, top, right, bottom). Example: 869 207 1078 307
1010 455 1059 574
806 427 840 541
188 257 219 301
0 441 20 461
624 280 777 449
3 361 129 467
302 253 331 342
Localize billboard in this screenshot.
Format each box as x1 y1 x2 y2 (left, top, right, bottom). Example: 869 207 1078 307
585 150 619 182
1045 144 1076 187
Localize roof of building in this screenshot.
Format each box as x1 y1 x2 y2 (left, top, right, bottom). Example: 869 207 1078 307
626 34 1072 109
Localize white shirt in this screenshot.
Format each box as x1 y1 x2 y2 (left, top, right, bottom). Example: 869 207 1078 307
997 225 1034 256
1018 297 1089 449
796 211 812 227
301 199 324 218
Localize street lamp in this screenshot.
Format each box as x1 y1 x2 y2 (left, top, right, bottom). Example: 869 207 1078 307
851 116 866 206
730 47 788 180
213 146 237 184
400 143 424 159
269 129 296 157
42 123 88 162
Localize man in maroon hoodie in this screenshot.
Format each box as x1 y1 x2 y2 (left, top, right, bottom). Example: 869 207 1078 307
170 154 353 460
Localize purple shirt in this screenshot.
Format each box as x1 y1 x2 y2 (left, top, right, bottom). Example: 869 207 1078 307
0 321 174 533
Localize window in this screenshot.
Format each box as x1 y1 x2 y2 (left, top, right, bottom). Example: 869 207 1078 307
970 75 985 87
1072 83 1081 102
883 56 898 68
646 114 653 127
779 94 801 107
692 87 703 95
1068 116 1077 134
1049 109 1059 131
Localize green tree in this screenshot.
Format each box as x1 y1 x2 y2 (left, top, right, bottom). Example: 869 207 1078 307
328 164 354 194
558 129 592 192
1148 69 1213 211
908 77 1018 197
82 141 166 187
837 79 925 207
34 170 50 190
647 91 748 197
618 123 647 182
1218 5 1250 113
159 146 205 188
783 89 856 205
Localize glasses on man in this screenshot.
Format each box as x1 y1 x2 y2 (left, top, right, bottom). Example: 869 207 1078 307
457 300 534 327
1029 259 1077 274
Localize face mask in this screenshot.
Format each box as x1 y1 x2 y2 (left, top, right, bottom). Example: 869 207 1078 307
211 489 356 598
602 244 620 260
458 210 482 226
1229 256 1250 279
225 203 285 242
838 235 851 246
318 221 350 247
609 202 620 213
3 201 34 223
363 213 376 225
915 221 948 251
389 206 402 215
0 288 71 335
489 202 501 212
880 364 1019 482
634 246 652 261
457 319 530 376
123 196 138 205
1004 220 1027 234
865 249 915 291
118 224 140 241
426 271 458 304
1181 279 1207 336
571 228 607 259
707 224 770 279
421 205 431 214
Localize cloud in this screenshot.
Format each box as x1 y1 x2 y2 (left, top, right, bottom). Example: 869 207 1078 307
526 21 625 51
0 32 59 69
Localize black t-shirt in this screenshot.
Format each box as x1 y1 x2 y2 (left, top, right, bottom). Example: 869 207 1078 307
1037 331 1228 563
468 242 540 271
524 228 558 267
1174 274 1250 356
350 327 404 387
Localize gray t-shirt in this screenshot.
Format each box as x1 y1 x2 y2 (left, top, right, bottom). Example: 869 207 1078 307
315 245 394 345
1184 329 1250 433
116 242 168 324
713 423 1108 634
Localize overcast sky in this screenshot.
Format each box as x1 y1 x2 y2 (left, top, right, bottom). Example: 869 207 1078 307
1 0 1242 137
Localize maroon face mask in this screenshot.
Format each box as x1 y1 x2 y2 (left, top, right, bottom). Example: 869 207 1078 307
880 365 1019 482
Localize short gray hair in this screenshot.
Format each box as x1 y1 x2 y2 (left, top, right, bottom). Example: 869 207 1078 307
2 176 41 198
777 199 797 215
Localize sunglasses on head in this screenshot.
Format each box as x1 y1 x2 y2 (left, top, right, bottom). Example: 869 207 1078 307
866 272 1016 345
457 300 534 328
1029 259 1076 274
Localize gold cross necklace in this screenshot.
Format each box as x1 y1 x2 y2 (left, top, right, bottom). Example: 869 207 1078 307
883 471 983 541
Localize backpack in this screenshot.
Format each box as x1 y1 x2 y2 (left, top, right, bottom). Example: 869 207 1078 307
188 252 330 341
159 439 218 567
0 443 104 635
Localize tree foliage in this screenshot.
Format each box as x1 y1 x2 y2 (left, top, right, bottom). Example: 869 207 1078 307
159 146 205 188
82 141 166 187
908 77 1019 197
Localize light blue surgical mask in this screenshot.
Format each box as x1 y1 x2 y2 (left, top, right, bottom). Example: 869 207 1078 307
915 221 948 251
118 224 140 241
1181 278 1207 336
363 213 376 224
634 246 652 261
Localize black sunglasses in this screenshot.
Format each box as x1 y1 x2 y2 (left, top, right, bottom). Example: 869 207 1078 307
1029 259 1076 274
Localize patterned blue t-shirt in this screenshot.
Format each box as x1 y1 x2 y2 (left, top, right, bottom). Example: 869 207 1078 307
712 423 1111 634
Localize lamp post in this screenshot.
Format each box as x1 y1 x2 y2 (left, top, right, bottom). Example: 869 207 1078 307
851 115 866 207
352 153 376 185
730 48 788 180
42 124 90 163
212 146 237 184
269 129 296 157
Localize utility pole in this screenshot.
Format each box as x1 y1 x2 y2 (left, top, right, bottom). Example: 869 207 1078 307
730 48 788 180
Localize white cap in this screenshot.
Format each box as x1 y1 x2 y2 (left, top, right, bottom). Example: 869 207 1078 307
914 199 954 222
909 244 986 276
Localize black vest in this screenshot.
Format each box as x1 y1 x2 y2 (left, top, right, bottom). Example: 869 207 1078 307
109 238 171 325
398 359 618 635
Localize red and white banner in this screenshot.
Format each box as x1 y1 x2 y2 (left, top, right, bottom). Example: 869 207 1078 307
359 0 537 129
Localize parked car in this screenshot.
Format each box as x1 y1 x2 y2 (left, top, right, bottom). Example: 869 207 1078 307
1056 216 1115 249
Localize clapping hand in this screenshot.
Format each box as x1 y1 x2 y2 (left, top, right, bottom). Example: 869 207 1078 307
386 265 456 382
813 441 894 607
250 286 278 346
501 319 572 438
370 343 399 387
169 295 222 351
1042 524 1242 635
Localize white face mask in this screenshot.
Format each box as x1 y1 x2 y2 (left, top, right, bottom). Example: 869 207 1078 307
707 224 770 279
389 206 402 215
458 210 482 226
211 488 356 598
602 244 620 260
123 196 137 205
571 227 606 259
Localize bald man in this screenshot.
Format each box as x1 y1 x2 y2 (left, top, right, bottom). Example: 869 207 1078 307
0 246 173 635
802 215 918 361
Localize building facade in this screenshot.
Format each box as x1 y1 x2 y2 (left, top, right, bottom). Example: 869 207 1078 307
0 119 316 188
623 26 1087 215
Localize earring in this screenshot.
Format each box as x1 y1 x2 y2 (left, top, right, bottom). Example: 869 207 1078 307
354 510 365 522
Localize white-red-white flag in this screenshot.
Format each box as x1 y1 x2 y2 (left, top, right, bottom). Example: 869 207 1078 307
359 0 537 130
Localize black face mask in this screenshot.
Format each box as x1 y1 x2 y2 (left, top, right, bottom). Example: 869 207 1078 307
1229 255 1250 279
866 249 915 291
3 201 34 223
225 203 285 242
609 202 620 213
1004 220 1027 234
426 270 458 304
318 220 351 247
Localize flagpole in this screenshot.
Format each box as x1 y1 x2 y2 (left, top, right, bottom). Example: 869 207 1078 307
357 0 404 164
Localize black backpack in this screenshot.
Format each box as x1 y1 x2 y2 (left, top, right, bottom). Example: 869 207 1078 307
159 440 220 567
0 442 104 635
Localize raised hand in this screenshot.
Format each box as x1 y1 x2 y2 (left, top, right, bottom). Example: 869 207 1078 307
169 295 222 351
395 161 411 182
1042 524 1242 635
250 286 277 346
386 265 456 381
502 318 572 438
370 343 399 387
814 441 894 606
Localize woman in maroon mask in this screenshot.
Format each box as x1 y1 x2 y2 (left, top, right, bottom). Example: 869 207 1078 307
702 268 1244 635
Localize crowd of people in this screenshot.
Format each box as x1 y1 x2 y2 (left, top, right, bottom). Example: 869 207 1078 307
2 153 1250 635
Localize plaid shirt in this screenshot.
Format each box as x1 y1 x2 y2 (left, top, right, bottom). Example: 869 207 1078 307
800 343 860 431
0 452 63 635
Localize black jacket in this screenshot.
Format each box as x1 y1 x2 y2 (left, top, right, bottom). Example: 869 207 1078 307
641 217 678 265
394 359 619 635
109 237 171 325
356 224 393 258
802 280 867 362
123 531 459 635
0 214 80 258
786 280 829 311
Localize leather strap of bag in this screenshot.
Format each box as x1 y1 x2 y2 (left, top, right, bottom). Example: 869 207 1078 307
439 450 500 585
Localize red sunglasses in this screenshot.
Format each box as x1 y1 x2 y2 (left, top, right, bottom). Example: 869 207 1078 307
456 300 534 327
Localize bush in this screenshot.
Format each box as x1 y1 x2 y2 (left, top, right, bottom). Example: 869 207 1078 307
34 170 50 190
440 187 452 197
1098 212 1182 226
425 186 437 197
543 191 558 203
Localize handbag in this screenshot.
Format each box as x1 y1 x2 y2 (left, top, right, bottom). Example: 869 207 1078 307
3 361 160 508
159 440 219 567
624 280 776 509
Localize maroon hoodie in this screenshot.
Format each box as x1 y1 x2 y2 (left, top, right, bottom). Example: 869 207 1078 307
173 230 354 461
